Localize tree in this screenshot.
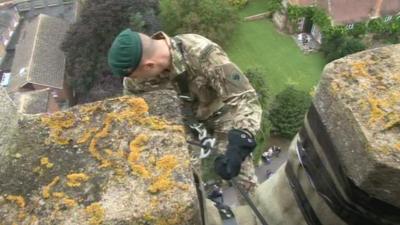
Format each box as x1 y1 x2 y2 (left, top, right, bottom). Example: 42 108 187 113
269 86 311 138
159 0 239 45
321 32 366 62
62 0 160 99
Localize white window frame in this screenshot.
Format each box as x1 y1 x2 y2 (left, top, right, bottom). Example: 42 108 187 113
384 15 392 22
345 23 354 30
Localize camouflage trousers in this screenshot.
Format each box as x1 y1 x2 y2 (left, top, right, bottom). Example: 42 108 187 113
190 108 258 202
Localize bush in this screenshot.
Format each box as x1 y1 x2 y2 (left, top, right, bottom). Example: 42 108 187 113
265 0 283 13
269 86 311 139
159 0 239 45
347 22 367 37
244 69 271 164
367 17 400 44
321 33 366 62
227 0 248 8
287 5 313 22
367 18 387 33
311 7 331 28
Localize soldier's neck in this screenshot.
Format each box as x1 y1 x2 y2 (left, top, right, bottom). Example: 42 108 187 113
154 39 172 70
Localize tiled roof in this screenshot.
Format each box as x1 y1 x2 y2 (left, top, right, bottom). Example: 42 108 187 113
13 88 50 114
289 0 400 24
8 14 69 92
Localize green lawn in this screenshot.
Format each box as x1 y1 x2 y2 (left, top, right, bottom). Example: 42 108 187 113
226 1 326 95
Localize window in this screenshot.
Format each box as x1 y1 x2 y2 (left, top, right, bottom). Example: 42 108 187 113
1 73 11 87
345 23 354 30
384 15 393 22
32 0 45 9
52 90 58 98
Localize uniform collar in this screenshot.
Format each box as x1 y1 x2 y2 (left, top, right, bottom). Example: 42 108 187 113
151 31 186 80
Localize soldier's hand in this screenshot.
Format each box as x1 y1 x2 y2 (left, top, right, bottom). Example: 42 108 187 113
214 129 256 180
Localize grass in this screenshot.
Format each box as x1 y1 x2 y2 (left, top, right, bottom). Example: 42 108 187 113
226 0 326 95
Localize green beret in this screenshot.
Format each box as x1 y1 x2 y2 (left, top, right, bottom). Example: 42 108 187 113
108 29 142 77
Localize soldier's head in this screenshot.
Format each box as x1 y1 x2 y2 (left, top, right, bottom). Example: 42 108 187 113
108 29 171 79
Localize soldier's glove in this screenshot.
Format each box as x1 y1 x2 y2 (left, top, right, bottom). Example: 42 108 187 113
214 129 256 180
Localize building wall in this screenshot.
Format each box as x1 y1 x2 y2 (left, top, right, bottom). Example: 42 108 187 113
32 83 68 103
47 94 60 112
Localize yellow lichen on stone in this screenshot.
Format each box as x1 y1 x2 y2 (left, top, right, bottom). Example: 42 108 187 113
6 195 25 208
66 173 89 187
61 198 77 208
40 157 54 169
77 128 97 144
170 125 185 134
89 138 102 161
52 192 65 198
85 203 105 225
156 155 178 172
43 176 60 199
148 155 179 194
128 134 151 177
131 164 151 178
128 134 149 162
79 102 102 123
395 143 400 151
5 195 27 222
366 90 399 129
88 138 110 168
41 111 76 145
351 61 369 77
148 176 173 194
144 117 168 130
384 113 400 130
368 95 387 125
95 115 113 138
330 81 341 93
125 97 149 115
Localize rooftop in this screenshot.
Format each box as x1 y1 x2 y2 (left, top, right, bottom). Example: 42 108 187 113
8 14 69 92
12 88 50 113
288 0 400 24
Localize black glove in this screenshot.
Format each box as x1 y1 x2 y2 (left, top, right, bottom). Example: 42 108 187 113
214 129 256 180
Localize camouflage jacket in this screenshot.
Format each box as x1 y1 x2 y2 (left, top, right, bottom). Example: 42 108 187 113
123 32 262 135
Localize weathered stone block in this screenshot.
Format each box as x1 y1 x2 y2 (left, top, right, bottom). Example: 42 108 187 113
314 44 400 207
0 88 200 225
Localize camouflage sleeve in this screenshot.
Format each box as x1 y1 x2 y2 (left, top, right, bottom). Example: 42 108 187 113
201 48 262 136
122 76 173 95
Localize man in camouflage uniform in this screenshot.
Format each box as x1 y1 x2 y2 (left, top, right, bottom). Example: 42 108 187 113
108 29 262 194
